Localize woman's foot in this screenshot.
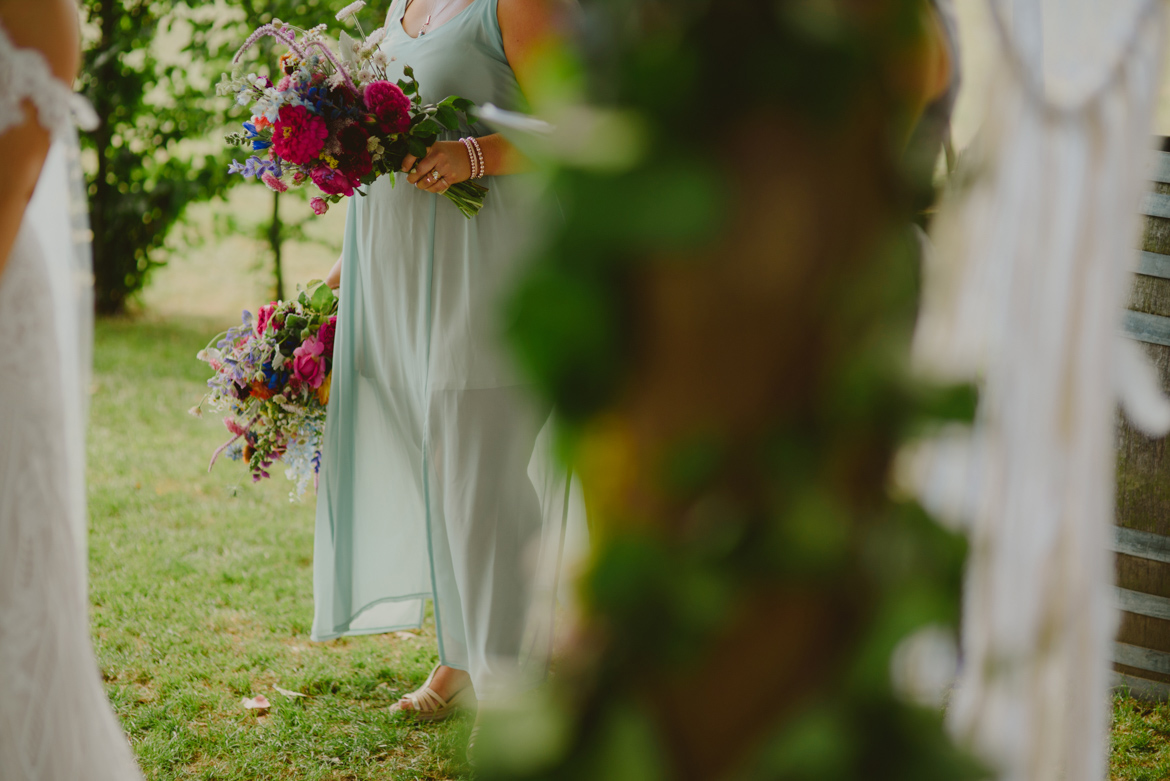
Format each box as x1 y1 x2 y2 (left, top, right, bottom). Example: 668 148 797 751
389 665 475 721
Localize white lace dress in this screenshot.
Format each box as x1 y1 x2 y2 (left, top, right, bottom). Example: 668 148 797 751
0 23 143 781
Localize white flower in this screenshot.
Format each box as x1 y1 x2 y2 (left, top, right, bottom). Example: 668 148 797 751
365 27 386 48
372 50 388 68
335 1 366 22
367 136 385 161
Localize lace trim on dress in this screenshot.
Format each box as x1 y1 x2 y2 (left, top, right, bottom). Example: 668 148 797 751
0 21 97 138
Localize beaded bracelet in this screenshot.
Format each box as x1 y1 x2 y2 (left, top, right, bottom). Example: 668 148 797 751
460 137 479 180
461 136 486 180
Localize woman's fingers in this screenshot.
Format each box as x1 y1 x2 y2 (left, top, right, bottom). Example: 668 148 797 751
412 165 439 186
401 153 418 174
422 170 449 193
404 144 460 192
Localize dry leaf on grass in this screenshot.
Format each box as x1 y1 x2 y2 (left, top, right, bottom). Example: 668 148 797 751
273 685 307 698
242 694 270 711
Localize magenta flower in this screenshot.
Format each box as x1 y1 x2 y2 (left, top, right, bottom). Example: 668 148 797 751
310 165 357 197
310 197 329 215
272 104 328 165
363 81 411 135
256 302 277 336
318 315 336 361
292 335 326 389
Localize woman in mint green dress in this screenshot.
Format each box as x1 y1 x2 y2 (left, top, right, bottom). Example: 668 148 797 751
315 0 585 716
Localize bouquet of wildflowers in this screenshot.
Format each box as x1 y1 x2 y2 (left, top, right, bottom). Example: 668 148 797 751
193 281 339 499
217 1 487 218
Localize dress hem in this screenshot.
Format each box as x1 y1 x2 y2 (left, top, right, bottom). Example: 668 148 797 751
310 591 430 642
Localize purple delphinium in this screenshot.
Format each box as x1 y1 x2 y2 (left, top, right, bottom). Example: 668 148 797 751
228 156 282 179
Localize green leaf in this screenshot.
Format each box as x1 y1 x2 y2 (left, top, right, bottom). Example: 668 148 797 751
435 105 460 130
309 281 334 313
413 119 444 136
407 138 429 159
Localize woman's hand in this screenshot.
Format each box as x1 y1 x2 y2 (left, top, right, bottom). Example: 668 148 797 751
401 141 472 195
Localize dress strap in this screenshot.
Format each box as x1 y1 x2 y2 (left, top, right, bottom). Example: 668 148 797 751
479 0 506 56
0 22 96 138
384 0 406 29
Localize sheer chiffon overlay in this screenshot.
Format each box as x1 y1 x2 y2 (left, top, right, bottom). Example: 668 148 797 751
0 22 142 781
312 0 588 702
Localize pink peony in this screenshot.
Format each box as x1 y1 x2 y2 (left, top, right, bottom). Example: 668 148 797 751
292 335 326 389
318 315 337 361
310 197 329 215
255 302 277 336
261 172 288 193
363 80 411 135
272 104 328 165
311 165 357 197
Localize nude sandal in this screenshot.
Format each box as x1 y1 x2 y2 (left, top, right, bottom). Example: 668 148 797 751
388 666 475 722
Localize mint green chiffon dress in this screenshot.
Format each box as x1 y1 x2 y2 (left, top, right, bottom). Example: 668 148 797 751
311 0 586 700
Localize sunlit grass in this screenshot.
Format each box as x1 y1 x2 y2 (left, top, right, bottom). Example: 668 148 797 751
88 317 467 780
1112 692 1170 781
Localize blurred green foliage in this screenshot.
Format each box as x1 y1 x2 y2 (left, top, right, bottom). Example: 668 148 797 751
480 0 989 778
80 0 341 314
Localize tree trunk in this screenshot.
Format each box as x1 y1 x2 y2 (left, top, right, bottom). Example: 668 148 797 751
270 190 284 301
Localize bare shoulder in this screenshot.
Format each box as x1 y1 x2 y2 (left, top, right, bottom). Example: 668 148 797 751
496 0 576 49
0 0 81 85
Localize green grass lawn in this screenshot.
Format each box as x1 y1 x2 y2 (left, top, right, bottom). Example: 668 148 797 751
1112 692 1170 780
86 314 1170 780
89 317 468 780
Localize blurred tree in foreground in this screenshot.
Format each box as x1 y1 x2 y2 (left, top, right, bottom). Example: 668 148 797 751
478 0 987 778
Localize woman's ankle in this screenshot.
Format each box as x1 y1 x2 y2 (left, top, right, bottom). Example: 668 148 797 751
429 665 472 700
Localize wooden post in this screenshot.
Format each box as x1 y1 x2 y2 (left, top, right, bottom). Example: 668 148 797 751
1114 138 1170 699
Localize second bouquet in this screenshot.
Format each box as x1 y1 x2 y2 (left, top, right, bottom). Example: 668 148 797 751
217 4 487 218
